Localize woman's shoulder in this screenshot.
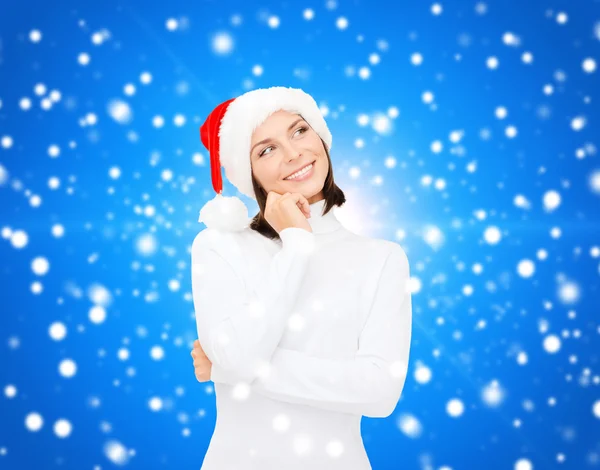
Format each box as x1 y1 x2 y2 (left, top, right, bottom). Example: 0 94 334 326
361 237 410 279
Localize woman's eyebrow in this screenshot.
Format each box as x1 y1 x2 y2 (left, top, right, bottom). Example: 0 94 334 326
251 118 305 154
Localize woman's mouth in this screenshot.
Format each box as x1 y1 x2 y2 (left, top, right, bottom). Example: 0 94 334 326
284 161 316 182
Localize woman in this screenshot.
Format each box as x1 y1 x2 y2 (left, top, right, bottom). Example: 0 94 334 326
190 86 412 469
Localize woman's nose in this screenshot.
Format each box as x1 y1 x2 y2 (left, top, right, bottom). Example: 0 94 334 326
282 144 302 161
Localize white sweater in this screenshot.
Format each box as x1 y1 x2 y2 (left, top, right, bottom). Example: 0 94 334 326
191 198 412 469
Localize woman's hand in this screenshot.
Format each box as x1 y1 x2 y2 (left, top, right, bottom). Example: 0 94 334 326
191 339 212 383
264 191 312 234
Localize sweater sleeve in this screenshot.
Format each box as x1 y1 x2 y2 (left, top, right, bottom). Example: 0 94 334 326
191 227 315 383
221 244 412 418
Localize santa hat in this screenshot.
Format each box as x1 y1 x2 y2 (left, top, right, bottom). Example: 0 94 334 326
198 86 333 232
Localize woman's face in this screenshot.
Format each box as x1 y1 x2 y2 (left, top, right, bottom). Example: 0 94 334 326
249 110 327 204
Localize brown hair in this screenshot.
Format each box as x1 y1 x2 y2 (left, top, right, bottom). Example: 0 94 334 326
249 138 346 241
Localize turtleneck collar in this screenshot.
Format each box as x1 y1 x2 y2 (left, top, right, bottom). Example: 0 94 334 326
307 198 342 234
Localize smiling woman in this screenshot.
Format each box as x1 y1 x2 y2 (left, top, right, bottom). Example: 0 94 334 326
247 109 345 241
192 86 412 470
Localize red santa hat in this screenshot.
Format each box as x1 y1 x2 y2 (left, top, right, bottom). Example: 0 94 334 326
198 86 333 232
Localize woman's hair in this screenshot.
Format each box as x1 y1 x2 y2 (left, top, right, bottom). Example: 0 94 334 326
249 138 346 241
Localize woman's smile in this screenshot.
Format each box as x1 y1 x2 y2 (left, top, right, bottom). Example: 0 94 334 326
284 160 316 182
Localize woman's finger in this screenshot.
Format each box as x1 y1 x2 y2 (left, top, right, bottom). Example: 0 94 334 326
194 359 212 382
301 198 311 218
296 201 309 218
294 196 310 219
194 357 210 367
194 353 212 365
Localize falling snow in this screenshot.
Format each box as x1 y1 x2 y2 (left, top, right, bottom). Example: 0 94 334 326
0 2 598 470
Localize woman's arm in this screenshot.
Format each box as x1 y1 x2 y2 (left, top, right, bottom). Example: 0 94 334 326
191 227 315 383
210 244 412 418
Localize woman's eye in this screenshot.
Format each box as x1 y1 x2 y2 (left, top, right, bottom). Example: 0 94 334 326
259 146 273 157
258 127 307 157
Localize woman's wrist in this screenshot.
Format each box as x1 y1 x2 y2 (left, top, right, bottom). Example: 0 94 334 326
279 227 316 253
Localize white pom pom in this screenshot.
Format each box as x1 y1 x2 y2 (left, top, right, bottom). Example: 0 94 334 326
198 193 250 232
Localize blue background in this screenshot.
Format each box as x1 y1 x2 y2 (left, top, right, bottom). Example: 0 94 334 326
1 0 599 469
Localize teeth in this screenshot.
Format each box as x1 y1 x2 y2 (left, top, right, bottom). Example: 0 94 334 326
285 163 313 180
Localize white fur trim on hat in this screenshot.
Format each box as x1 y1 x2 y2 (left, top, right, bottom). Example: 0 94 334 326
198 193 251 232
218 86 333 200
